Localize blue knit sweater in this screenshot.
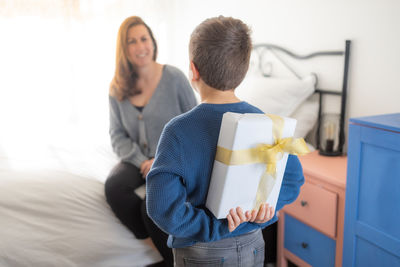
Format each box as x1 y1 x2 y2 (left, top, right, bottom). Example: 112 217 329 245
146 102 304 248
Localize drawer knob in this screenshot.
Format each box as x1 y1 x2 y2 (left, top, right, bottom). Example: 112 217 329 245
301 242 309 249
300 200 308 207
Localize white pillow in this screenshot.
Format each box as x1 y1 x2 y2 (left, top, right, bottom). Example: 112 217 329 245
236 74 316 117
291 94 319 138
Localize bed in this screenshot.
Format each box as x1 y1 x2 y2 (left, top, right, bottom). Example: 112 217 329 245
0 145 162 267
0 41 350 267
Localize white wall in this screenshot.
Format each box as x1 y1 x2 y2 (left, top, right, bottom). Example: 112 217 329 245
1 0 398 150
159 0 400 119
1 0 397 167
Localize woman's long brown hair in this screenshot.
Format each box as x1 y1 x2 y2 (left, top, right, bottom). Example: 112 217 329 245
110 16 158 101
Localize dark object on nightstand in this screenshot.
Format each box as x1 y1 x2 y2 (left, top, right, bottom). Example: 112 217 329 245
316 40 351 156
319 113 342 156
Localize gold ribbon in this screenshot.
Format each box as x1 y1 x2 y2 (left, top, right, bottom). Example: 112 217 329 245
215 114 309 210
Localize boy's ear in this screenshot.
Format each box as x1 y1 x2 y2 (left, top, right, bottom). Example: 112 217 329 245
189 61 200 81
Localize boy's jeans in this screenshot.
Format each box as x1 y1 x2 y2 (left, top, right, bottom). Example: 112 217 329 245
173 229 265 267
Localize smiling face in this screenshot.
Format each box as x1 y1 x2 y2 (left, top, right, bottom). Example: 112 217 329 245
126 24 155 67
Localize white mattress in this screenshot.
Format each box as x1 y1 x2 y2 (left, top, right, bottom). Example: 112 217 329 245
0 169 161 267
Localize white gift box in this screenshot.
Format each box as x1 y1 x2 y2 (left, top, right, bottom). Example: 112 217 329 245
206 112 297 219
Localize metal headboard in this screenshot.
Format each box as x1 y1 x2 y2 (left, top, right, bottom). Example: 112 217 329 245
251 40 351 155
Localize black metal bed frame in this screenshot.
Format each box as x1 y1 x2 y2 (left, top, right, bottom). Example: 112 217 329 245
251 40 351 155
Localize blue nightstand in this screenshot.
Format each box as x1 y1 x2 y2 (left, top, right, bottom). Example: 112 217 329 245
343 113 400 266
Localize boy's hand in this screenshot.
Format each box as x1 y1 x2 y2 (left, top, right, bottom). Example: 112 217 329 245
226 204 275 232
248 204 275 224
227 207 249 232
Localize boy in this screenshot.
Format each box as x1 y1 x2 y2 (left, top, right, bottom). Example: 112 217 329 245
146 16 304 266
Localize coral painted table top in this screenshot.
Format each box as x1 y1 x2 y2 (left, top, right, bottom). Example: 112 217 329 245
299 150 347 188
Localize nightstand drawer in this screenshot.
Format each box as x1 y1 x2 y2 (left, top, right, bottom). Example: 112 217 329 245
284 214 336 267
284 181 338 237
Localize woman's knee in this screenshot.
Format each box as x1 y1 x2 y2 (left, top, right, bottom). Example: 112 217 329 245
106 162 141 188
105 164 130 202
104 176 121 207
105 163 145 206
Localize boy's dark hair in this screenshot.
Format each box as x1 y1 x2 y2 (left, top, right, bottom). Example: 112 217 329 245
189 16 252 91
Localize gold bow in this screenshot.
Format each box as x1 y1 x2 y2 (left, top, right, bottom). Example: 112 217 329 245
215 114 309 210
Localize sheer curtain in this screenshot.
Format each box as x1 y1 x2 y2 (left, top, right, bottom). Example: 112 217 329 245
0 0 176 177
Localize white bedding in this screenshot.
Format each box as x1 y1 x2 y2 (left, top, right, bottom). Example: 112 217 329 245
0 169 161 267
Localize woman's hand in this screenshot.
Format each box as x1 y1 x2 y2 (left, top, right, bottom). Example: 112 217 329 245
226 203 275 232
140 158 155 179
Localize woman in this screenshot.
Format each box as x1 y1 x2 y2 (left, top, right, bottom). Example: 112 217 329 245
105 16 197 267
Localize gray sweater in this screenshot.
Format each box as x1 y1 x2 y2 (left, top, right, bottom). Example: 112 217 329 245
109 65 198 167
